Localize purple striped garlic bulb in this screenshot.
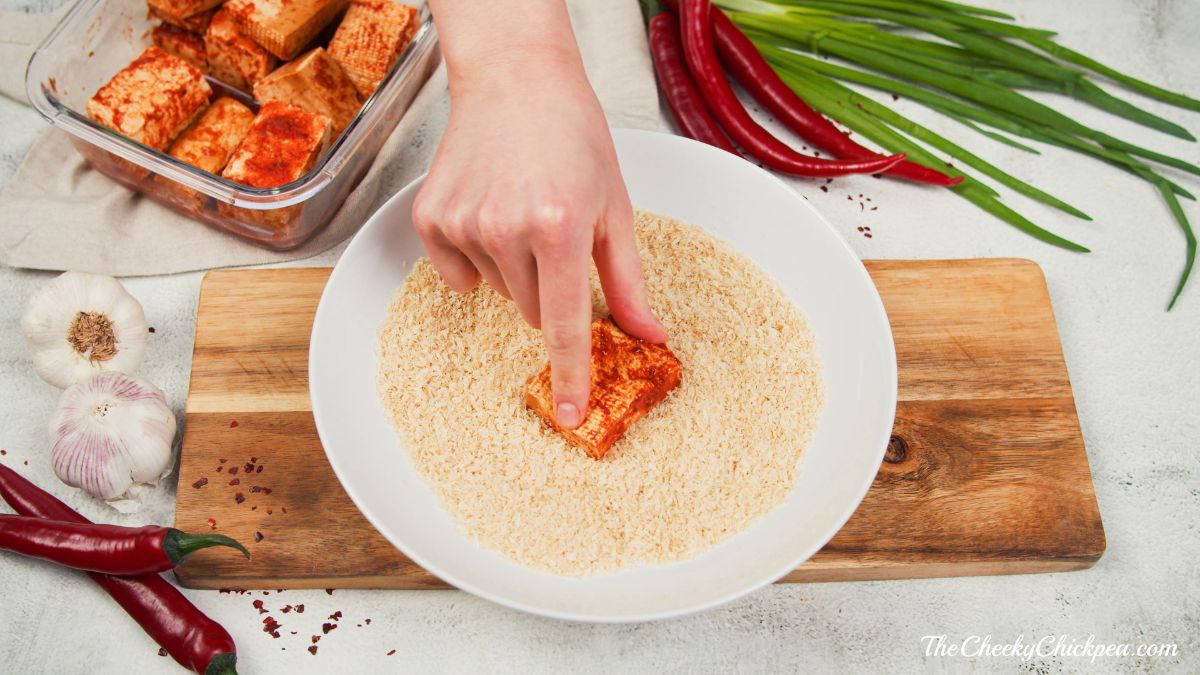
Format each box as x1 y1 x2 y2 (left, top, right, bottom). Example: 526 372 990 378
49 372 177 511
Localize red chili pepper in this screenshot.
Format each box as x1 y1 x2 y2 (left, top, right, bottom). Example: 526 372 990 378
649 10 737 154
696 2 962 187
0 514 249 575
677 0 905 177
0 465 238 675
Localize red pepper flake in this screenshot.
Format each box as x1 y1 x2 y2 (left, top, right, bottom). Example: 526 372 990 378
22 461 27 466
191 477 208 489
819 185 828 193
308 645 318 656
325 589 334 595
229 467 239 476
387 649 396 656
256 465 264 474
235 493 245 504
158 648 168 657
219 588 231 594
311 635 321 644
281 605 293 614
252 599 266 614
322 623 338 634
148 326 156 333
206 518 217 529
262 616 282 638
230 420 239 428
0 450 6 456
216 466 223 473
254 531 264 543
251 506 258 511
266 508 274 515
249 485 260 493
295 604 305 613
229 478 241 486
219 459 227 463
251 457 258 463
364 618 371 625
329 611 342 621
281 507 288 513
244 463 254 473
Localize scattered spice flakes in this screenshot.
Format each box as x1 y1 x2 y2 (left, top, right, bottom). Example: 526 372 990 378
266 508 274 515
148 326 156 333
216 466 223 473
294 604 305 613
249 485 260 493
230 420 239 428
251 457 258 463
206 518 217 529
256 465 264 474
158 648 168 657
254 531 264 543
229 466 239 476
819 185 828 192
220 459 227 464
329 611 342 621
308 646 318 656
281 507 288 514
243 463 254 473
235 493 245 504
191 477 208 489
892 93 900 101
387 649 396 656
262 616 282 639
230 478 241 486
281 605 293 614
252 599 266 615
0 450 6 456
23 461 27 466
251 506 258 511
325 589 334 595
322 623 338 634
311 635 321 644
364 618 371 625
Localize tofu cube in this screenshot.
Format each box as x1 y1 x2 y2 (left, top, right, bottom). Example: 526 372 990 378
151 4 218 33
206 5 278 92
157 97 256 213
525 318 682 460
226 0 348 61
253 47 362 136
327 0 419 97
86 45 212 152
152 23 208 73
219 101 332 229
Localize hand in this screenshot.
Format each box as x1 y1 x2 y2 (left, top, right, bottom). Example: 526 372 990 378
412 49 667 429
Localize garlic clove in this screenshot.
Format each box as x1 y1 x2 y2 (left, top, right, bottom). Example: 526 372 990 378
50 372 177 508
22 272 148 389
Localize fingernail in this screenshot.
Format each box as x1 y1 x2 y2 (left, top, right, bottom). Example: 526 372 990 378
556 402 582 429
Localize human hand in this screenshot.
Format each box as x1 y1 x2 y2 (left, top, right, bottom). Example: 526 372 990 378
412 48 667 429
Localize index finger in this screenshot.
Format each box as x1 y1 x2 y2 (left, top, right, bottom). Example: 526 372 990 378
537 247 593 430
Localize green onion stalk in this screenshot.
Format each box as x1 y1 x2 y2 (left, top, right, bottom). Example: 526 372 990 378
714 0 1198 309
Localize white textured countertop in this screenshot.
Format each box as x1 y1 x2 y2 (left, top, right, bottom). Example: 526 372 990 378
1 0 1198 672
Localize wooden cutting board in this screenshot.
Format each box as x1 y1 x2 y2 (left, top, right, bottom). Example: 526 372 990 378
173 261 1105 589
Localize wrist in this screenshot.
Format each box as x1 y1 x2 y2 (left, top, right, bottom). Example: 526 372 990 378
446 41 587 99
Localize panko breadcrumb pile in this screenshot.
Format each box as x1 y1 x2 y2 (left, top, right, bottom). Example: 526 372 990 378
376 211 824 575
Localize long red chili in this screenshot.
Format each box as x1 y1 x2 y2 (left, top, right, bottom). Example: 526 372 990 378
0 514 249 575
649 10 738 154
699 3 962 187
677 0 905 177
0 465 238 675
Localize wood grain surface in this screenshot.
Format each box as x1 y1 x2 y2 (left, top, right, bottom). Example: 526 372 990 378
173 261 1105 589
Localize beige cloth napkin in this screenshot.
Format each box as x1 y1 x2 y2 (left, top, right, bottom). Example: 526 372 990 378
0 0 660 276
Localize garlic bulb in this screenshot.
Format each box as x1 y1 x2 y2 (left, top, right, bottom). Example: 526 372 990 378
50 371 177 512
22 271 148 389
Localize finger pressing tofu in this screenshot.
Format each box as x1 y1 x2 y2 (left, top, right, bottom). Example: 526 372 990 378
526 318 682 460
206 5 277 92
151 4 218 33
226 0 348 61
253 47 362 136
152 23 208 73
327 0 418 97
86 46 212 152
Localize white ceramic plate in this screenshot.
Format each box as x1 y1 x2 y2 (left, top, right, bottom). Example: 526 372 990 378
309 128 896 622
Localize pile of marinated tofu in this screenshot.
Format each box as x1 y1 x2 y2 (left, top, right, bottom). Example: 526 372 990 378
85 0 419 202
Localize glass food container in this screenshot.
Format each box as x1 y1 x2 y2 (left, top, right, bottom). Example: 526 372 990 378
26 0 439 250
